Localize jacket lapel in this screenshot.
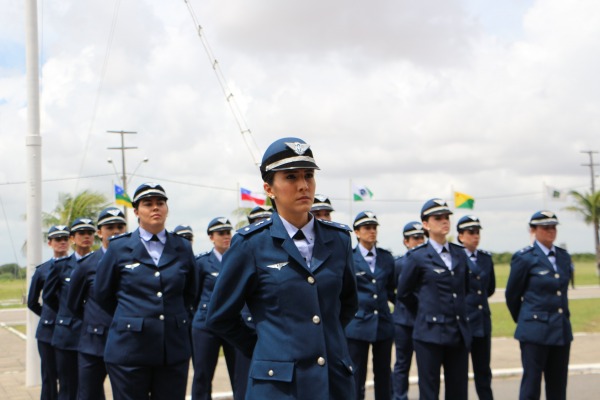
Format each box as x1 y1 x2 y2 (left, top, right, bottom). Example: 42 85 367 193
311 222 332 273
157 233 178 268
129 229 155 266
426 243 448 270
533 242 555 272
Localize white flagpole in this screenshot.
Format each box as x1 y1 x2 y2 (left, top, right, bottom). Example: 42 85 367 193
24 0 42 386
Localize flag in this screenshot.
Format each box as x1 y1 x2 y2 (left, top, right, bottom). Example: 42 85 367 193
353 185 373 201
240 187 266 205
454 191 475 209
114 184 132 208
546 186 567 201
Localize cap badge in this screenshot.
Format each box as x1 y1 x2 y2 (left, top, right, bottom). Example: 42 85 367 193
315 194 327 202
217 217 228 224
56 225 67 230
541 211 554 218
286 142 310 155
80 218 92 224
414 223 423 230
365 211 375 218
433 199 445 206
107 209 121 216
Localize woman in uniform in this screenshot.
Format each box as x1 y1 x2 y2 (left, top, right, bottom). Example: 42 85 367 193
505 211 572 400
311 194 334 221
94 183 197 400
396 198 471 400
206 137 358 400
346 211 395 400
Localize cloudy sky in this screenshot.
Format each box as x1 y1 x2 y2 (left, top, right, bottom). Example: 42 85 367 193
1 0 599 266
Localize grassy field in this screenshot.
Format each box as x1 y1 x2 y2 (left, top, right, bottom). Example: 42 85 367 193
495 260 599 288
0 279 28 306
491 298 600 337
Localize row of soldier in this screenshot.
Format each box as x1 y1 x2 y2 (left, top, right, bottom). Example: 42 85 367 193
28 137 571 400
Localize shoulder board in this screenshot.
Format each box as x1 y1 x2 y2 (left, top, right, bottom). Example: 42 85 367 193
54 255 71 263
518 245 534 254
238 218 273 236
195 251 211 260
109 231 131 242
377 247 392 255
449 242 465 249
409 242 428 252
316 219 352 232
78 251 95 262
478 249 492 256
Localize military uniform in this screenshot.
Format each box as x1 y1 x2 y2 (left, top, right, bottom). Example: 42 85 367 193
506 211 572 400
206 213 358 400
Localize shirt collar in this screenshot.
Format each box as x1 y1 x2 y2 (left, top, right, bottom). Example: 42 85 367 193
139 227 166 244
280 214 315 242
429 238 448 254
212 248 224 262
535 240 555 256
358 243 376 258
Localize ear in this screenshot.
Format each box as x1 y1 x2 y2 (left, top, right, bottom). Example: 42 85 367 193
422 220 430 230
264 181 274 198
133 208 139 218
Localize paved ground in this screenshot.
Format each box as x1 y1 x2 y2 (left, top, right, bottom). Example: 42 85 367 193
2 285 600 399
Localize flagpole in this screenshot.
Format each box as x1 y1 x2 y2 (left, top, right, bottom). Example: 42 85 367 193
543 181 547 209
349 178 353 226
237 182 240 209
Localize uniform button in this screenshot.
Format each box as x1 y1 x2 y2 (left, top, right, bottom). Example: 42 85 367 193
456 315 460 320
317 357 326 366
554 273 560 279
155 271 160 277
374 310 379 315
432 317 437 322
558 308 563 314
157 292 163 298
533 314 538 319
159 315 165 320
452 293 457 298
247 316 253 322
557 290 562 296
127 324 131 329
94 328 98 332
307 276 315 284
312 315 321 324
349 365 353 372
59 320 63 324
183 320 187 324
451 271 455 276
202 304 207 308
478 305 483 310
373 294 378 299
477 290 482 295
372 279 377 284
268 369 274 376
476 276 481 280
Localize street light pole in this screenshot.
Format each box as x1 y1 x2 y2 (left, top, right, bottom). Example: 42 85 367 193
107 130 137 221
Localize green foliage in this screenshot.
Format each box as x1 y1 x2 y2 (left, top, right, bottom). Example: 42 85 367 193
42 190 110 230
0 263 26 279
565 190 600 226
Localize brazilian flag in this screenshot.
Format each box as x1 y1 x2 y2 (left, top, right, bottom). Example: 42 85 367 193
454 191 474 209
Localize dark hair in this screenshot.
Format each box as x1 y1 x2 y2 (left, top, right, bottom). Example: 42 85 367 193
262 171 277 211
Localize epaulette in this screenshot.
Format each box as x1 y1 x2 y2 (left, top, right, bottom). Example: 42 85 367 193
195 251 211 260
451 242 465 249
238 218 273 236
109 231 131 242
377 247 393 255
316 219 352 232
518 245 534 254
54 255 71 264
78 251 95 262
409 242 428 252
478 249 492 256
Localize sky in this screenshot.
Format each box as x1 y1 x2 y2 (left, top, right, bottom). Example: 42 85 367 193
1 0 600 267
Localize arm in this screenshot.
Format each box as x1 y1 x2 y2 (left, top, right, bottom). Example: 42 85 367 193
27 267 44 316
396 252 419 314
505 252 529 323
182 243 198 317
339 235 358 328
41 260 61 313
487 256 496 297
66 262 89 318
93 247 119 315
385 253 396 304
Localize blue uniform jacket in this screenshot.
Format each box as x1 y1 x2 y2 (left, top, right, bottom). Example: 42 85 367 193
94 229 197 366
67 250 112 357
392 256 415 327
206 213 358 400
505 243 573 346
27 259 57 344
465 250 495 338
192 250 221 330
345 246 395 342
397 242 472 348
42 255 83 351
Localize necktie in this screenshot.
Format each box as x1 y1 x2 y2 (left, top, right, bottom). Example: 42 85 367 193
548 250 555 257
293 230 306 241
441 247 448 253
150 234 160 242
367 251 374 257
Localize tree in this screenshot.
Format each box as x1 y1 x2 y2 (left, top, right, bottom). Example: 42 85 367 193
565 190 600 283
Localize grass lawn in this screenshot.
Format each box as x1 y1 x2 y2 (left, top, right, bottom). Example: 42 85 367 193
491 298 600 337
0 279 28 307
495 261 599 288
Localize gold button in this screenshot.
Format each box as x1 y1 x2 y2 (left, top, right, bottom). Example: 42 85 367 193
154 271 160 277
312 315 321 324
157 292 163 298
159 315 164 320
268 370 274 376
307 276 315 284
317 357 326 366
558 308 563 314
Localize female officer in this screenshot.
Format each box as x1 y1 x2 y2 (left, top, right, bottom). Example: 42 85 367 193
247 205 273 224
346 211 395 400
397 199 471 400
457 215 495 400
505 211 572 400
311 194 334 221
206 137 358 400
94 183 197 400
191 217 239 400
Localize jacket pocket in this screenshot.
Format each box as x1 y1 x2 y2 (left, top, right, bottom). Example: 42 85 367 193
341 357 355 375
425 314 445 323
86 324 105 335
523 311 548 322
56 316 72 326
116 317 144 332
250 360 294 382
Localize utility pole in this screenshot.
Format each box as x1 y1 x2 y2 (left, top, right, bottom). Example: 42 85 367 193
581 150 600 282
108 130 137 221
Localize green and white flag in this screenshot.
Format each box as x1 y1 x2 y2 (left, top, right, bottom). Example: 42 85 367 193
353 185 373 201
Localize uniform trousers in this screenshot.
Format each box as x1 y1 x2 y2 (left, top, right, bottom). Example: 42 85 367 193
37 340 58 400
471 335 493 400
233 348 251 400
191 328 236 400
106 361 189 400
347 337 393 400
392 325 413 400
519 341 570 400
55 349 78 400
77 352 107 400
413 339 468 400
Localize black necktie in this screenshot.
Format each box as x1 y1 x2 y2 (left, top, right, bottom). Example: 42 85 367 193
293 230 306 241
441 247 448 253
548 250 555 257
367 251 374 257
150 234 160 242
